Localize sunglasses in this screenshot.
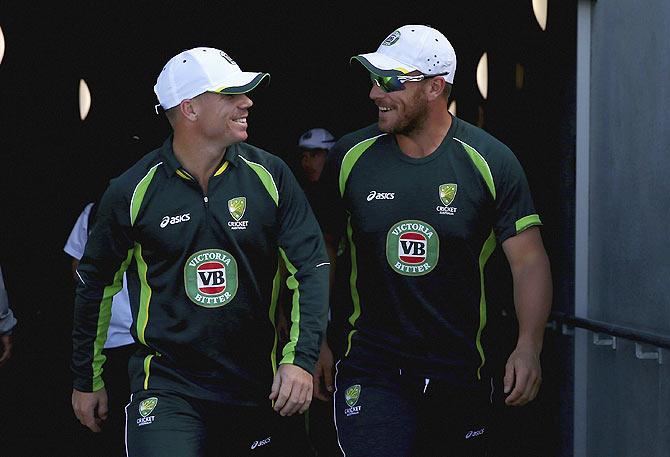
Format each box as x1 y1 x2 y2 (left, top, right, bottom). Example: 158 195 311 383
369 71 450 93
369 73 427 93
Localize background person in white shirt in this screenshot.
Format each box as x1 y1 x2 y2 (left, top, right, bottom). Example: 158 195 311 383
65 202 135 456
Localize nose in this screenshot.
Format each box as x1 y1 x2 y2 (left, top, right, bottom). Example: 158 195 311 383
238 94 253 109
369 83 385 101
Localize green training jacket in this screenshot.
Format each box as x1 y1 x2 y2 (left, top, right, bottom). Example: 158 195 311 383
72 137 330 405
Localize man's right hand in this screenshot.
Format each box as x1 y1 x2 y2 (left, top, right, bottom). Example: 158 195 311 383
313 341 334 401
0 333 14 368
72 388 108 432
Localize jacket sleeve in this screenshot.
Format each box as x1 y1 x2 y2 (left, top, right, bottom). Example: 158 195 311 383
275 160 330 374
71 181 134 392
0 266 17 335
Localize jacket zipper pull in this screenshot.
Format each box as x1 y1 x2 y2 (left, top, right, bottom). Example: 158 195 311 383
203 196 209 208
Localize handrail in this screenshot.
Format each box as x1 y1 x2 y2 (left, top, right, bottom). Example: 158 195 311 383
550 311 670 350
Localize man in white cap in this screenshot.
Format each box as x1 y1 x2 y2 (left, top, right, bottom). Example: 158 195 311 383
71 47 330 456
297 128 335 185
319 25 552 456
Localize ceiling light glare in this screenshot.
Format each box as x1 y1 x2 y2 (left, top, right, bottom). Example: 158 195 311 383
515 63 525 90
79 79 91 121
0 25 5 65
477 52 488 100
533 0 548 31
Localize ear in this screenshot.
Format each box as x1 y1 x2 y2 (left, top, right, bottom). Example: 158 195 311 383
426 77 446 101
179 99 198 122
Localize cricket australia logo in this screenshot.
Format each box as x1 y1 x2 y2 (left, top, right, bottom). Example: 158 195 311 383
184 249 238 307
228 196 249 230
382 30 401 46
344 384 362 417
386 220 439 276
137 397 157 426
437 183 458 215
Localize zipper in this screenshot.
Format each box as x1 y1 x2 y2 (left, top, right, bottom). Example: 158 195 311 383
203 195 209 208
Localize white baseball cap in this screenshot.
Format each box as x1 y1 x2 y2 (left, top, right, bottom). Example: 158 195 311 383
298 128 336 151
154 47 270 111
352 25 456 83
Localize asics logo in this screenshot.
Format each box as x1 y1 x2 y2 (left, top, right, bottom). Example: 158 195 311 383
160 213 191 228
465 428 485 439
250 436 271 449
367 190 395 201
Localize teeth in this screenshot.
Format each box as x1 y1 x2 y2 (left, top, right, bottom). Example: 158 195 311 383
233 118 247 124
379 107 392 112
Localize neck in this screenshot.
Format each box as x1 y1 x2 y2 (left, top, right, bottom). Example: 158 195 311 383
172 130 229 193
396 108 453 158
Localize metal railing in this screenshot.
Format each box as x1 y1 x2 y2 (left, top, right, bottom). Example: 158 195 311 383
547 311 668 363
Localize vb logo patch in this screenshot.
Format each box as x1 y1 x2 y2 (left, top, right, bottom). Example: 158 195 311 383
184 249 238 307
228 196 249 230
137 397 157 426
437 183 458 215
386 220 439 276
344 384 362 417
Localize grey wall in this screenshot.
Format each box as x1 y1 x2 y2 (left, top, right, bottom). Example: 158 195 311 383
586 1 670 455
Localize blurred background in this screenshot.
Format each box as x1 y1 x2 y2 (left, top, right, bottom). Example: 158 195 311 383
0 1 667 456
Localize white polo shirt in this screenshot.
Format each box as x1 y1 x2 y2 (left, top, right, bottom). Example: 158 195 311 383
64 203 134 349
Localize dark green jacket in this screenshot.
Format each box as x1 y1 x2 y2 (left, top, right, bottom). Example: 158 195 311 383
72 138 329 405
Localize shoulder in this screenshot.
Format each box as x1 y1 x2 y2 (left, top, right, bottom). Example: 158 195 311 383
234 142 293 179
106 149 165 199
330 123 385 160
450 117 518 167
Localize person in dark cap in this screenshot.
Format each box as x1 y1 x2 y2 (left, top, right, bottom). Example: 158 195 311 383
71 46 329 456
318 25 552 456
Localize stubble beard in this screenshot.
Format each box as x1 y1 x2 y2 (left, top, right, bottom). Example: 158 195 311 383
384 91 429 136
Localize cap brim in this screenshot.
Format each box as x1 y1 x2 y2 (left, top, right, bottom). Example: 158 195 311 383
212 72 271 95
350 54 417 77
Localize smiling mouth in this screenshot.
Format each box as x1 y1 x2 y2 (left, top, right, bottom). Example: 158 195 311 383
379 106 393 113
232 117 247 124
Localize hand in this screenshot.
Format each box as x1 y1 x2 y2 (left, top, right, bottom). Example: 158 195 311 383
269 364 313 416
0 333 14 368
313 341 334 401
276 310 290 349
503 345 542 406
72 388 108 432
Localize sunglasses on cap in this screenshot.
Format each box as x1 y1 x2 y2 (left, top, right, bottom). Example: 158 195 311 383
369 72 449 93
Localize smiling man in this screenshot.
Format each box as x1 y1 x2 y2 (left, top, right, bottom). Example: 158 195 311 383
71 47 329 456
317 25 552 456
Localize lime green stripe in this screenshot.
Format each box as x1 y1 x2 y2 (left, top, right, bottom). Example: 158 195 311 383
239 155 279 205
279 248 300 364
269 255 282 374
344 217 361 357
134 243 152 346
344 330 358 357
143 354 154 390
454 138 496 199
339 135 385 197
516 214 542 233
476 230 497 379
130 162 162 226
91 249 134 390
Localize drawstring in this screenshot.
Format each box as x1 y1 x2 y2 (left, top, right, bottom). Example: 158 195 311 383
423 378 430 394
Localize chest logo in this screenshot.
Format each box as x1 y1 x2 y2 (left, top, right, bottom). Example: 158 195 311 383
228 197 249 230
184 249 238 307
386 220 439 276
437 183 458 215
